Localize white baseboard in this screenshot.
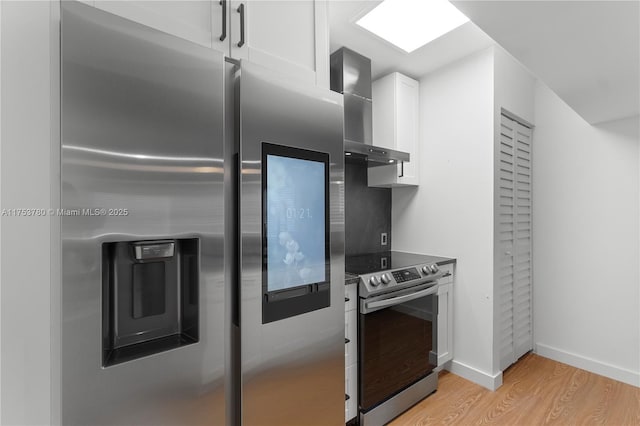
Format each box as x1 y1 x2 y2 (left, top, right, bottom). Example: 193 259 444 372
535 343 640 387
446 360 503 391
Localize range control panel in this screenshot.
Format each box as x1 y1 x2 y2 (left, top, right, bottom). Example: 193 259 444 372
392 268 421 283
357 263 444 297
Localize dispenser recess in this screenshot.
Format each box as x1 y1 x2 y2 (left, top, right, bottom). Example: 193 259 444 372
102 238 199 367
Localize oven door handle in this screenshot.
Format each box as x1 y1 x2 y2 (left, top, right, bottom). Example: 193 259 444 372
362 284 438 314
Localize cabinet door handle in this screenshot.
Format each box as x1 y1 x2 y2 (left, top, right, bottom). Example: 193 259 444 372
219 0 227 41
237 3 245 48
398 161 404 178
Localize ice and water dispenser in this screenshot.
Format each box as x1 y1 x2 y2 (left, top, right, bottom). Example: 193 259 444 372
102 238 199 366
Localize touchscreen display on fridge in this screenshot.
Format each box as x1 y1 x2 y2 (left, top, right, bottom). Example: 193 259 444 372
265 153 326 290
261 143 331 323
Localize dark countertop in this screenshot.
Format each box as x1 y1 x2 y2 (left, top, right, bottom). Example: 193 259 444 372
422 255 457 266
345 272 360 286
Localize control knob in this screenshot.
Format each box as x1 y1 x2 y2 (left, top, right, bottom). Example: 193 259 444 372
369 275 381 287
381 273 391 284
421 265 431 275
430 264 439 274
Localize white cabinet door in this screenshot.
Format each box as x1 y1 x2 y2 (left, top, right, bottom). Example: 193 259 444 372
437 264 454 366
437 282 453 366
93 1 223 50
395 74 419 184
229 0 329 88
345 308 357 367
369 72 419 187
345 363 357 422
345 282 357 312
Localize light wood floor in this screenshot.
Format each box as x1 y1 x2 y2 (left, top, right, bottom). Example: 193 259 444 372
390 353 640 425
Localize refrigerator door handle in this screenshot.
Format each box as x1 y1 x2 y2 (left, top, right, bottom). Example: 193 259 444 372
233 152 241 327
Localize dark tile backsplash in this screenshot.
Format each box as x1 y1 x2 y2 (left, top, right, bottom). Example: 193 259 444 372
345 157 391 256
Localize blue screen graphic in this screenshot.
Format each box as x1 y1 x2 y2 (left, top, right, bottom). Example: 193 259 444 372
266 154 326 291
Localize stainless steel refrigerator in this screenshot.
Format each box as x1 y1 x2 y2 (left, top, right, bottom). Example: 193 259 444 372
60 2 344 425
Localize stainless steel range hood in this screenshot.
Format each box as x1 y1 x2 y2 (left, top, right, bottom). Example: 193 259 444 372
343 140 410 165
330 47 410 166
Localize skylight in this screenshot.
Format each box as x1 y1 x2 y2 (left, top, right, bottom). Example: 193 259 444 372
356 0 470 53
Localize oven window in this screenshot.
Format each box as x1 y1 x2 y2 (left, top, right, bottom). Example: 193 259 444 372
359 293 437 412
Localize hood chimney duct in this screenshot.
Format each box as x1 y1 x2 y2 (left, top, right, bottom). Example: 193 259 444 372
330 47 410 165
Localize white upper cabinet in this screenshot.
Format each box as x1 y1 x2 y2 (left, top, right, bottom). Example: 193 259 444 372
229 0 329 88
368 72 420 187
90 1 329 88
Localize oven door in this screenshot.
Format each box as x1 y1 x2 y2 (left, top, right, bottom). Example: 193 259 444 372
359 282 438 414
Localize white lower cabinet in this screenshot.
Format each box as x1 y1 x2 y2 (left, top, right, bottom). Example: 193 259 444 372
345 364 357 422
345 283 357 423
437 264 455 366
345 312 357 368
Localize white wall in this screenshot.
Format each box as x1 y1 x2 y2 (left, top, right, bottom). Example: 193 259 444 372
492 48 536 372
494 47 535 125
533 81 640 387
392 48 500 389
0 1 61 424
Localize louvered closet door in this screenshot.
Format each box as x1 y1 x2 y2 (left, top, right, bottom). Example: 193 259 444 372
499 113 533 371
498 116 516 370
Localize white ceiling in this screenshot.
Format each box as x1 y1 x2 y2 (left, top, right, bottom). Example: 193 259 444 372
452 0 640 124
329 0 640 125
328 0 495 81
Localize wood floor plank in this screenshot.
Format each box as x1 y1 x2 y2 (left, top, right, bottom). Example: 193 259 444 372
389 353 640 426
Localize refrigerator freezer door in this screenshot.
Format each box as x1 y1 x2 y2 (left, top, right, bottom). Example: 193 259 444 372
236 61 345 425
61 2 225 424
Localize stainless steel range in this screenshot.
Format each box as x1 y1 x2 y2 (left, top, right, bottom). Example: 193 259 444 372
346 251 449 426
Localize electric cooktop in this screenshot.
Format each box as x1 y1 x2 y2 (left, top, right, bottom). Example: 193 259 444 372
345 251 450 275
